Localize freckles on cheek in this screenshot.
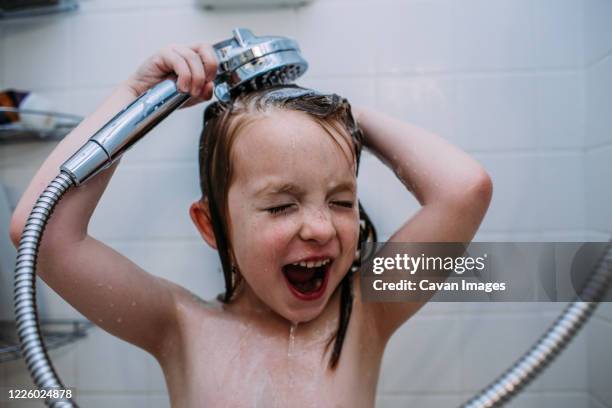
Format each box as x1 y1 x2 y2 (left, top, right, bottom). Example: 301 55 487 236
257 217 299 246
266 221 294 241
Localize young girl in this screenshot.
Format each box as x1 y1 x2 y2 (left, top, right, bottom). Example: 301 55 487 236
10 43 492 407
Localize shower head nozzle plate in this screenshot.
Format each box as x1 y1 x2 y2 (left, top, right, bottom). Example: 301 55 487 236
212 28 308 102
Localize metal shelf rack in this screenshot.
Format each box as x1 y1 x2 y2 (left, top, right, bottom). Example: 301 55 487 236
0 0 79 20
0 107 82 143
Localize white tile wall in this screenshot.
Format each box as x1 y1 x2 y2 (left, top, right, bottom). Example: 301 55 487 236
594 290 612 322
88 162 200 240
1 1 609 407
587 319 612 405
540 393 592 408
532 0 585 69
534 72 586 150
74 328 151 392
585 145 612 233
295 2 378 77
584 0 612 67
377 0 455 75
473 152 585 233
454 75 538 151
449 0 537 72
584 0 612 406
376 394 464 408
586 55 612 148
71 12 148 88
2 15 72 90
378 315 463 394
592 395 609 408
376 76 455 141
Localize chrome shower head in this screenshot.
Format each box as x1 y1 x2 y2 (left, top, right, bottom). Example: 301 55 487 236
212 28 308 103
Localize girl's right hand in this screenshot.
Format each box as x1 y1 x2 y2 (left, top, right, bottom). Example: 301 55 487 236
123 43 218 107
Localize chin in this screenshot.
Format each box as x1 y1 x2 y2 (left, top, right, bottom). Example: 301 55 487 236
281 302 328 324
280 282 342 324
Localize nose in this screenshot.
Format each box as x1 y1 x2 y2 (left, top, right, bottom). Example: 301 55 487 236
298 206 336 244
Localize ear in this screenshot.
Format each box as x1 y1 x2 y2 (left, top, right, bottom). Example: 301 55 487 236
189 199 218 250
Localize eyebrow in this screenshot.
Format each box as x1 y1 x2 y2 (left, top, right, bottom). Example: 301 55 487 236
254 180 356 197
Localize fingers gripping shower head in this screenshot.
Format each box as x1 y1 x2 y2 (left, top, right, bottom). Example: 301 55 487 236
212 28 308 103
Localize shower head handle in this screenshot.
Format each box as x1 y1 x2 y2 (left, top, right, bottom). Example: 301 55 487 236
60 80 189 185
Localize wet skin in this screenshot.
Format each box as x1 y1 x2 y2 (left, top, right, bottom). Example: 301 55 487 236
159 277 383 407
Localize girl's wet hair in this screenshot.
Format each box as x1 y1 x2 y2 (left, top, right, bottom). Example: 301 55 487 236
197 84 377 369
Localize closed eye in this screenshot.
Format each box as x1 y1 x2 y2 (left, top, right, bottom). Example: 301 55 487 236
267 204 293 214
333 201 354 209
266 201 354 215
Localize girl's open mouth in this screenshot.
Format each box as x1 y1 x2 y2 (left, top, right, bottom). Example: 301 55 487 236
282 260 332 301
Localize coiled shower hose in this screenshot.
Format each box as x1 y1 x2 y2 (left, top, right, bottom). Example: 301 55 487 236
15 170 612 407
14 172 75 407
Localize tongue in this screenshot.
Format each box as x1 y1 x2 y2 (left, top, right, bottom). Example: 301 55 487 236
284 264 317 284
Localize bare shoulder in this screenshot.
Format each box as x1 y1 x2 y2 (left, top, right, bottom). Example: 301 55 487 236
153 278 225 364
151 281 232 406
170 280 224 317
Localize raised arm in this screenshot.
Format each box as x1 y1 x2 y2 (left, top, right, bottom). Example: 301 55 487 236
9 44 218 359
355 107 493 339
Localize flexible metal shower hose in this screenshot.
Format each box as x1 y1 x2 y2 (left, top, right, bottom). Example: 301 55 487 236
13 172 76 408
460 241 612 408
13 174 612 408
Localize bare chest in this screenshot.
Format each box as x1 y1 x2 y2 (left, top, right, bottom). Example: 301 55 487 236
162 314 381 408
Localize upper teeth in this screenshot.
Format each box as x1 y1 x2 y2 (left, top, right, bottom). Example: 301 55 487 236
291 258 331 268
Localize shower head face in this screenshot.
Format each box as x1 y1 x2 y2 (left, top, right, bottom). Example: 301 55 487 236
212 28 308 102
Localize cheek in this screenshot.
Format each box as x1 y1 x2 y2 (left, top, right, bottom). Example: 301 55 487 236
340 210 361 241
258 214 299 240
339 214 361 263
239 215 297 263
258 219 298 264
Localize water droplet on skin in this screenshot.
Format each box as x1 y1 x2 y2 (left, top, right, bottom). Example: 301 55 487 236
116 317 122 323
288 323 297 358
131 300 137 306
110 303 114 308
107 285 113 290
287 322 298 397
97 318 103 323
96 282 103 287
